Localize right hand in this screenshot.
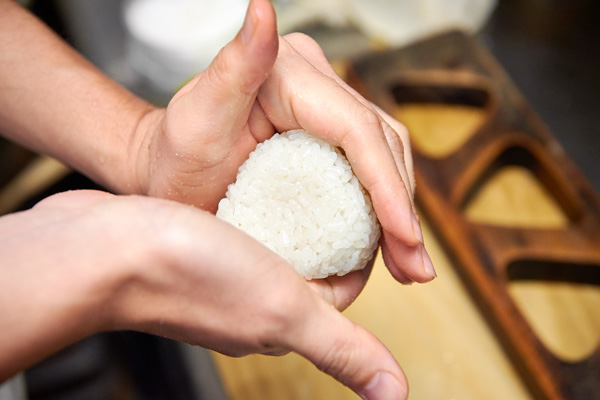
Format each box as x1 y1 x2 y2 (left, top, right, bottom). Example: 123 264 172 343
131 0 434 286
1 190 407 400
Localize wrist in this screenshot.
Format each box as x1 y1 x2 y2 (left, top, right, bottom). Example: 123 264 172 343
0 202 131 377
122 107 164 196
91 196 177 332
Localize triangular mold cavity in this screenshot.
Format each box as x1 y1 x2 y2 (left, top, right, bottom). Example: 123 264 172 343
507 259 600 362
392 83 490 158
461 145 579 228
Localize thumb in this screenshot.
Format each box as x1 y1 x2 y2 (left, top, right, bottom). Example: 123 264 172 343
173 0 278 133
286 300 409 400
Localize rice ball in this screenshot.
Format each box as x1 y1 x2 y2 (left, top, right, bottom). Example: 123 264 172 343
216 129 381 280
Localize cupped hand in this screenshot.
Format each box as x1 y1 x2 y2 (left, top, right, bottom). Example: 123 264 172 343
0 190 407 399
131 0 435 285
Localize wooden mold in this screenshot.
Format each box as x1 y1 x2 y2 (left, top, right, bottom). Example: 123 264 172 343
346 31 600 400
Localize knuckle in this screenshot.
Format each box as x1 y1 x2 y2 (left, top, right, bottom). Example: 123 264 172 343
361 106 384 128
342 106 381 145
283 32 318 48
281 32 328 63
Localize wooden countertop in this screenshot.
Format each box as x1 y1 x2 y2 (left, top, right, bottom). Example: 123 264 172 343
210 103 600 399
0 74 597 400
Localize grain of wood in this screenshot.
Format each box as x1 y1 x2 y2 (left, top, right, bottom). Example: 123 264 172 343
211 220 532 400
211 102 600 400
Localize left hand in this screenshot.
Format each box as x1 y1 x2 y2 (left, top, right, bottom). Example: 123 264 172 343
0 190 405 400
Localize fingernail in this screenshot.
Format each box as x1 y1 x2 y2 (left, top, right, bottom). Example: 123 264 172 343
421 245 436 279
411 212 424 243
360 372 407 400
241 0 257 45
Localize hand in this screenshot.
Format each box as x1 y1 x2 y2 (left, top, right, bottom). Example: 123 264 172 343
0 0 434 283
0 190 407 400
131 0 435 285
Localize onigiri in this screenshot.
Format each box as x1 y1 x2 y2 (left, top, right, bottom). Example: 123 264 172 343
216 129 381 280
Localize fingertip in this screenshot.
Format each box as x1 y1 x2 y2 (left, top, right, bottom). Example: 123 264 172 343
285 295 407 400
241 0 278 57
382 230 436 284
204 0 278 97
359 371 409 400
374 187 421 248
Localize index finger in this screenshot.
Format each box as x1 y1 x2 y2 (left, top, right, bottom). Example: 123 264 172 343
282 33 416 194
258 37 422 247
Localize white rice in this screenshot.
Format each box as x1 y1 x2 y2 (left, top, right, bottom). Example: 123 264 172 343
216 129 381 280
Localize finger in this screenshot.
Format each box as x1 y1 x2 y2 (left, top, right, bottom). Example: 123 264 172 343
202 0 278 108
379 121 414 201
156 0 279 212
275 34 434 282
307 254 375 311
371 104 415 194
248 99 276 142
168 0 278 142
282 33 350 89
380 240 415 285
284 34 416 200
259 40 422 248
285 298 409 400
382 230 436 283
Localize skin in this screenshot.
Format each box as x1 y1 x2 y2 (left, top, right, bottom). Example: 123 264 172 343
0 0 436 399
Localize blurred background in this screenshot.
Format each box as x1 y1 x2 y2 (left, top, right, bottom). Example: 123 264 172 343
11 0 598 188
1 0 599 399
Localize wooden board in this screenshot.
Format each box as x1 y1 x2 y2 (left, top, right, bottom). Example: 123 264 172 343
211 219 532 400
211 31 600 400
346 31 600 399
3 28 597 400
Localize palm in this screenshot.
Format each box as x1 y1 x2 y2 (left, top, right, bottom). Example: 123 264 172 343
147 96 270 213
136 2 432 291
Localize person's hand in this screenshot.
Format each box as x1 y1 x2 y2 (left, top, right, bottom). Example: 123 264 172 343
130 0 435 285
0 190 407 400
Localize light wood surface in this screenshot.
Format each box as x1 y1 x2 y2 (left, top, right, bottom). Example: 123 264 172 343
210 103 600 399
463 165 568 229
401 103 600 366
0 156 70 215
212 219 531 400
396 104 486 159
4 97 596 399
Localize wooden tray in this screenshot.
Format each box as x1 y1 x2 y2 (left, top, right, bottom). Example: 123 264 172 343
346 31 600 400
